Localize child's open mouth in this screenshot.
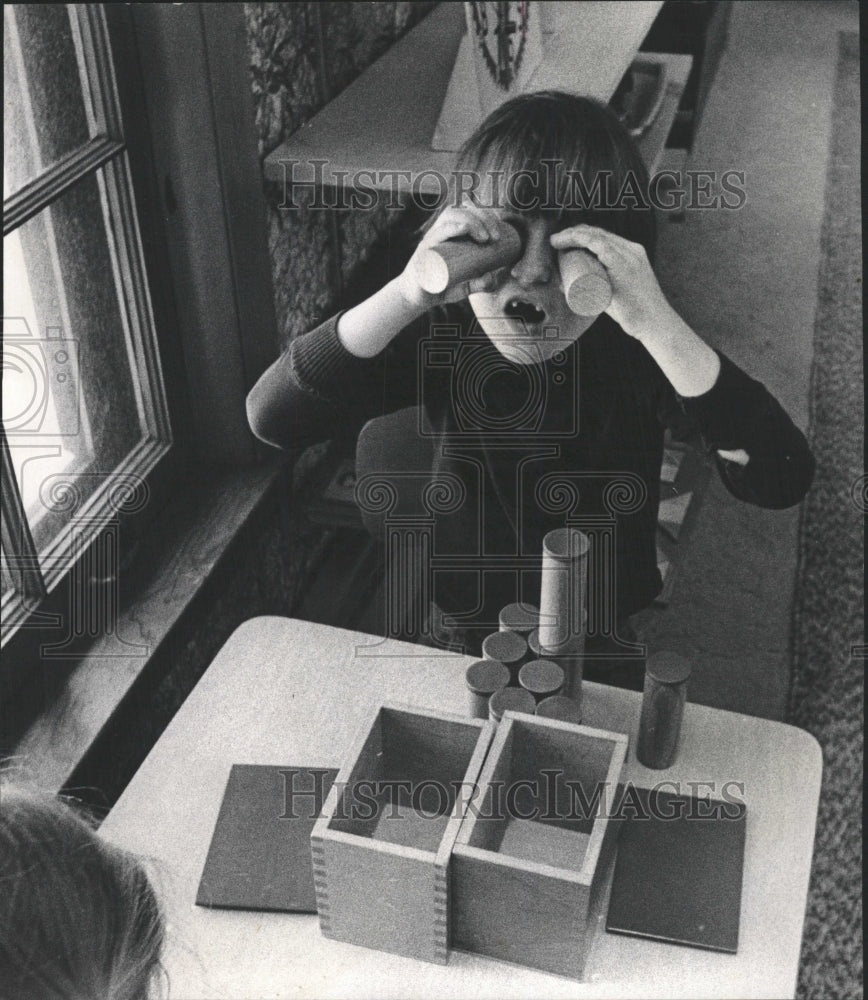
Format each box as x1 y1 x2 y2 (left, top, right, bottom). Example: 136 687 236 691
504 297 547 326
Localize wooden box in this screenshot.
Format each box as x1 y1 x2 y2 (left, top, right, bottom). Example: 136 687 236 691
311 704 495 964
451 712 629 979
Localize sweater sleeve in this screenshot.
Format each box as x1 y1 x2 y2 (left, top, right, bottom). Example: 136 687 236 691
246 312 424 450
656 350 815 509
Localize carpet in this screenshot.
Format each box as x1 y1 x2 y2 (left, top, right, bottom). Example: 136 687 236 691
786 31 863 1000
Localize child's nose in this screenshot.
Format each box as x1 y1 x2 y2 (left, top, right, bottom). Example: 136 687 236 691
510 232 554 287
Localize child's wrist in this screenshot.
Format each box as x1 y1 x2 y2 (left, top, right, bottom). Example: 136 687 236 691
393 273 433 318
338 277 426 359
629 300 684 348
632 306 721 397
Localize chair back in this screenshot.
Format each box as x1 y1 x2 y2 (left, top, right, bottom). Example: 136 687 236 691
354 406 435 537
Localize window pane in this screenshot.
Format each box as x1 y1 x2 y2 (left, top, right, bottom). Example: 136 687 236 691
1 542 14 600
3 167 154 559
3 4 95 199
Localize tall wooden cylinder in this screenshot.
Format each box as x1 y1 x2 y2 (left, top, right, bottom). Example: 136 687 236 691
636 652 691 769
539 528 590 653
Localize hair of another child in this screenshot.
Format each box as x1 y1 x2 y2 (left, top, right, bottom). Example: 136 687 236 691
432 89 657 258
0 781 165 1000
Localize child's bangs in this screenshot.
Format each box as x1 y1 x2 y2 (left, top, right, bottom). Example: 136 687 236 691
428 92 655 253
455 122 591 224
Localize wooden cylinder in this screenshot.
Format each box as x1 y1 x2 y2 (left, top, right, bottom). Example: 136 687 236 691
548 643 585 705
558 248 612 316
518 659 565 703
539 528 590 654
414 223 522 294
528 612 586 706
498 602 539 637
488 685 536 723
535 695 583 725
527 627 542 660
482 631 528 685
465 659 510 719
636 652 691 769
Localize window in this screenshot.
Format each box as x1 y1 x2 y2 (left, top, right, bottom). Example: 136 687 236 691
2 5 171 640
1 3 277 754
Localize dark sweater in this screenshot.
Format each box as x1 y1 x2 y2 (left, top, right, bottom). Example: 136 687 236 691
248 305 814 620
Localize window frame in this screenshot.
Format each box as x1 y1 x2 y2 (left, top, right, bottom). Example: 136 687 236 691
2 4 173 635
2 3 279 740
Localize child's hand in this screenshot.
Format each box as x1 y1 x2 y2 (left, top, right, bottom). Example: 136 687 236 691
552 223 726 401
550 225 674 341
399 206 510 310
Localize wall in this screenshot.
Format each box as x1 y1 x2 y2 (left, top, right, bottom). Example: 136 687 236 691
239 0 439 637
244 1 437 343
238 0 440 645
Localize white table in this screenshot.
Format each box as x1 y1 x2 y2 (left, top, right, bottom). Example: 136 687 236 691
102 617 821 999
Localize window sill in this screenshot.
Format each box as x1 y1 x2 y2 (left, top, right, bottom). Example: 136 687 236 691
10 463 281 794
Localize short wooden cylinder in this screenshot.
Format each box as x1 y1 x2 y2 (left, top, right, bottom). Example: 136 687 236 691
482 631 528 684
528 610 586 705
518 659 565 703
535 695 583 725
498 602 540 636
466 659 511 719
488 686 536 722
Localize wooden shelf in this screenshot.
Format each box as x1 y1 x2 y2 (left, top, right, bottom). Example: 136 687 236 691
264 2 665 194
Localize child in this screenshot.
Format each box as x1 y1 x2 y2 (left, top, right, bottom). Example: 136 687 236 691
0 781 165 1000
248 91 814 681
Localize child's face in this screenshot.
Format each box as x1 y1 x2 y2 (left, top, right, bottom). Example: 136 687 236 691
468 212 599 365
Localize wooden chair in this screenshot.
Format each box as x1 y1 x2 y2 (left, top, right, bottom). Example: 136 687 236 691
354 406 437 641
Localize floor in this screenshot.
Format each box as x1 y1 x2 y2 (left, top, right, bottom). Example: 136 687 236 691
639 0 859 719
